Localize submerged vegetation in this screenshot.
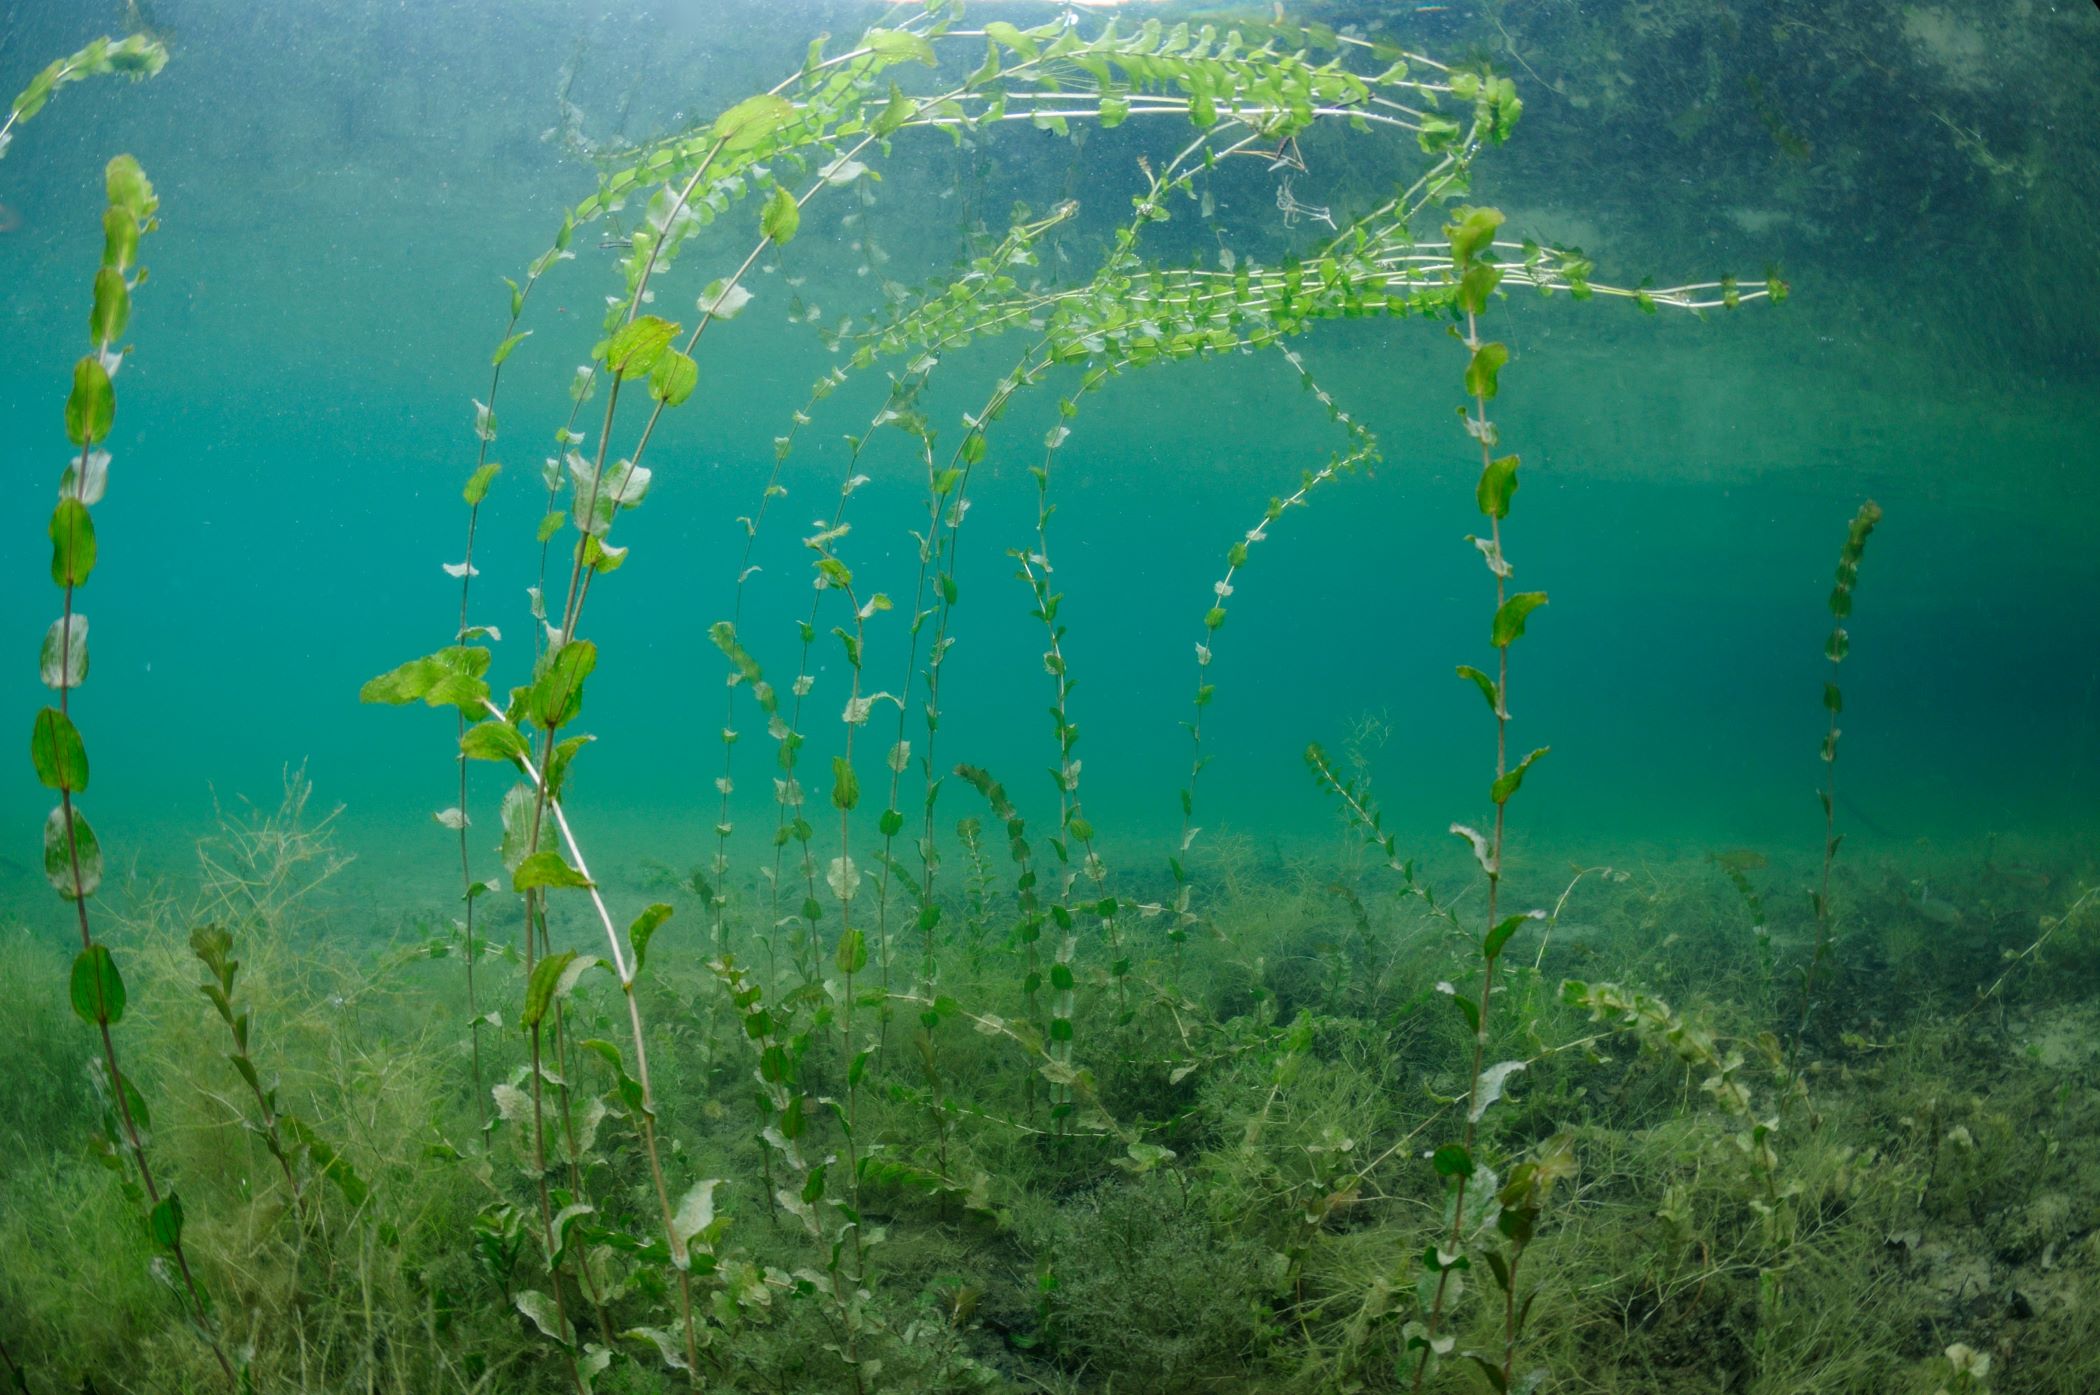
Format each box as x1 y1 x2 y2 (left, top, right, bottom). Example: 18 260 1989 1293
3 7 2095 1395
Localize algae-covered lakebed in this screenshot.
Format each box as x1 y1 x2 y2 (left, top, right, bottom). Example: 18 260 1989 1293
3 2 2097 1392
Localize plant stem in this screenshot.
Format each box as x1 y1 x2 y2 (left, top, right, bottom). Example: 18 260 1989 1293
527 1021 586 1395
1413 299 1515 1394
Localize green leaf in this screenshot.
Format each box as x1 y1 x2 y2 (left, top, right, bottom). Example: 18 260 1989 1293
1458 261 1504 316
1455 664 1499 714
1490 747 1549 805
1446 987 1480 1034
528 640 597 730
463 463 500 505
1465 342 1510 401
710 93 796 153
984 21 1041 60
761 184 800 245
31 707 89 792
1432 1143 1475 1178
461 720 530 764
1483 912 1537 961
188 924 234 986
104 154 156 222
835 927 867 976
522 950 577 1029
872 82 914 138
579 1038 648 1114
89 267 129 345
1491 592 1548 648
604 316 678 380
491 330 533 366
648 349 698 407
64 357 114 447
1476 454 1518 519
146 1191 184 1250
70 944 125 1025
545 733 593 798
359 647 492 713
281 1115 368 1206
831 756 859 811
49 500 97 587
102 205 139 274
513 850 594 893
865 27 937 65
44 804 102 898
629 903 673 975
1446 206 1505 268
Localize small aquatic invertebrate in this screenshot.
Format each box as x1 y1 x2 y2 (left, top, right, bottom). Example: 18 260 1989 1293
1274 172 1335 229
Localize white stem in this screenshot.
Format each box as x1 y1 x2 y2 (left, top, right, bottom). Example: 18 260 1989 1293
484 698 633 986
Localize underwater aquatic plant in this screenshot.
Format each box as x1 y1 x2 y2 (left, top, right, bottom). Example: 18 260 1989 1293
17 5 2087 1394
189 923 368 1229
24 152 237 1389
1402 203 1556 1392
339 7 1786 1390
0 34 166 163
1799 499 1884 1040
365 18 1505 1380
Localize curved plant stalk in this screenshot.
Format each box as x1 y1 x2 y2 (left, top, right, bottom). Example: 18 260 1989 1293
1797 499 1883 1041
1304 743 1470 937
0 33 166 161
1172 347 1380 970
29 155 237 1392
1964 885 2097 1016
1015 337 1375 1016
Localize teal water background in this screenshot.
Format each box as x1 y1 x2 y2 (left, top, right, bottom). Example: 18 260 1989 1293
4 0 2096 915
